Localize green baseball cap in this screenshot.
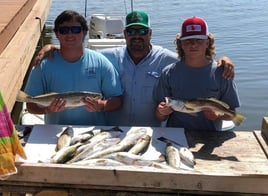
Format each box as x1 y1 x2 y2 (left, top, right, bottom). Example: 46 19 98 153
125 11 150 28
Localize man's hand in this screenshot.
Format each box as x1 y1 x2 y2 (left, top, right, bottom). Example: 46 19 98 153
155 102 173 121
217 56 235 80
46 98 66 113
33 44 59 66
203 109 220 121
82 97 105 112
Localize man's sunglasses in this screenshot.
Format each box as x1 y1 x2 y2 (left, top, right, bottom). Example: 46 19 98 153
58 26 82 34
126 28 149 36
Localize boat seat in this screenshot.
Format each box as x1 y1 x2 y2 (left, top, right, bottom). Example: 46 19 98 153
89 14 125 39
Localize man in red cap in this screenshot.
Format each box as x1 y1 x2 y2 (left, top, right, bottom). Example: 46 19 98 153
153 16 241 131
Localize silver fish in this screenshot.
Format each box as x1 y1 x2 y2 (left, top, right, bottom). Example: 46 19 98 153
179 147 196 167
128 134 151 155
70 133 94 145
104 152 176 171
51 142 82 164
83 128 148 159
71 158 125 167
158 136 195 168
74 128 113 154
16 90 102 108
72 137 121 162
55 126 73 152
165 97 246 126
67 129 122 163
166 143 181 169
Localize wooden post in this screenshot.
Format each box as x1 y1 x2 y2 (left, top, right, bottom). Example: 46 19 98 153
261 117 268 140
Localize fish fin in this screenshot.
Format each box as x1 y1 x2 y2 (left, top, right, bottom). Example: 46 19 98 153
206 98 230 109
232 113 246 126
34 92 59 98
16 91 31 102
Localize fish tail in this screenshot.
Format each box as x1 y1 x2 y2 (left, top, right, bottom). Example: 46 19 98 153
233 113 246 126
16 91 30 102
165 97 171 105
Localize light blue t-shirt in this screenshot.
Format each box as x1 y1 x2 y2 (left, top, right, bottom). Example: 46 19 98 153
100 45 178 126
153 60 241 131
25 48 123 125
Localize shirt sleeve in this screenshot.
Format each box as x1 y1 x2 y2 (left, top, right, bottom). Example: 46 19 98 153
153 66 173 103
97 53 123 99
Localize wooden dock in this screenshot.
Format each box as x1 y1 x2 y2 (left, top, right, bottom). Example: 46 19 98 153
0 0 52 112
1 121 268 195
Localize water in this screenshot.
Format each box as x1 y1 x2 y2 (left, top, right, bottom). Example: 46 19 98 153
43 0 268 131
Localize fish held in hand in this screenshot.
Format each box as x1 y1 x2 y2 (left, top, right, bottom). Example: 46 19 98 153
166 97 246 126
16 90 102 108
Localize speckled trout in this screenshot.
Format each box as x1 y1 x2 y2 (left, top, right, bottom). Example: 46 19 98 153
165 97 246 126
16 90 102 108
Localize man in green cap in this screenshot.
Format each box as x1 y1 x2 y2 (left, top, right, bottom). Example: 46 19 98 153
33 10 235 127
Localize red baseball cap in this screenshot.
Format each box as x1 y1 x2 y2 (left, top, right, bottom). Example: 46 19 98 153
180 16 209 40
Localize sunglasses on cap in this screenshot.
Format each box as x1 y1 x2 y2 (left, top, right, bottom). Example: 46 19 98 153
126 28 149 36
58 26 82 34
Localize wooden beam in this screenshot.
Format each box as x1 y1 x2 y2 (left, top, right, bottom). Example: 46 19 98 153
4 162 268 195
0 0 37 55
261 117 268 140
0 0 52 111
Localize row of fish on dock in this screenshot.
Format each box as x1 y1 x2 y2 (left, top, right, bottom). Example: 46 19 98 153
46 126 196 171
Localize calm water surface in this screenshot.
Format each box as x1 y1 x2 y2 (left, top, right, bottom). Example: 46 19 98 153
43 0 268 131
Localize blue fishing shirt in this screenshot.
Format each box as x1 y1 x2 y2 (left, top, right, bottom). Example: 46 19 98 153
153 60 241 131
100 45 178 126
25 48 123 125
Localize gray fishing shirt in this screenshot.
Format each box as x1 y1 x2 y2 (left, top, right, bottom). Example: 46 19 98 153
100 45 178 126
153 60 241 131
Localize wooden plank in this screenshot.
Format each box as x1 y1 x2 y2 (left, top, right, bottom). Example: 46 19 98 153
254 130 268 158
3 162 268 195
261 117 268 140
0 0 52 111
0 0 38 54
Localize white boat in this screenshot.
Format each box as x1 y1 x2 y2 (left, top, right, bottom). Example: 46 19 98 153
88 14 126 49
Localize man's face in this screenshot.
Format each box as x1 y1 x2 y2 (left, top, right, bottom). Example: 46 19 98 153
56 20 86 48
124 25 152 53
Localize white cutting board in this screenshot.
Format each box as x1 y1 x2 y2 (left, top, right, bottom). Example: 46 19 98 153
23 125 188 165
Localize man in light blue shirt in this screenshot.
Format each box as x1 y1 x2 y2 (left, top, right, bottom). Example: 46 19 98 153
101 40 177 126
25 10 123 125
